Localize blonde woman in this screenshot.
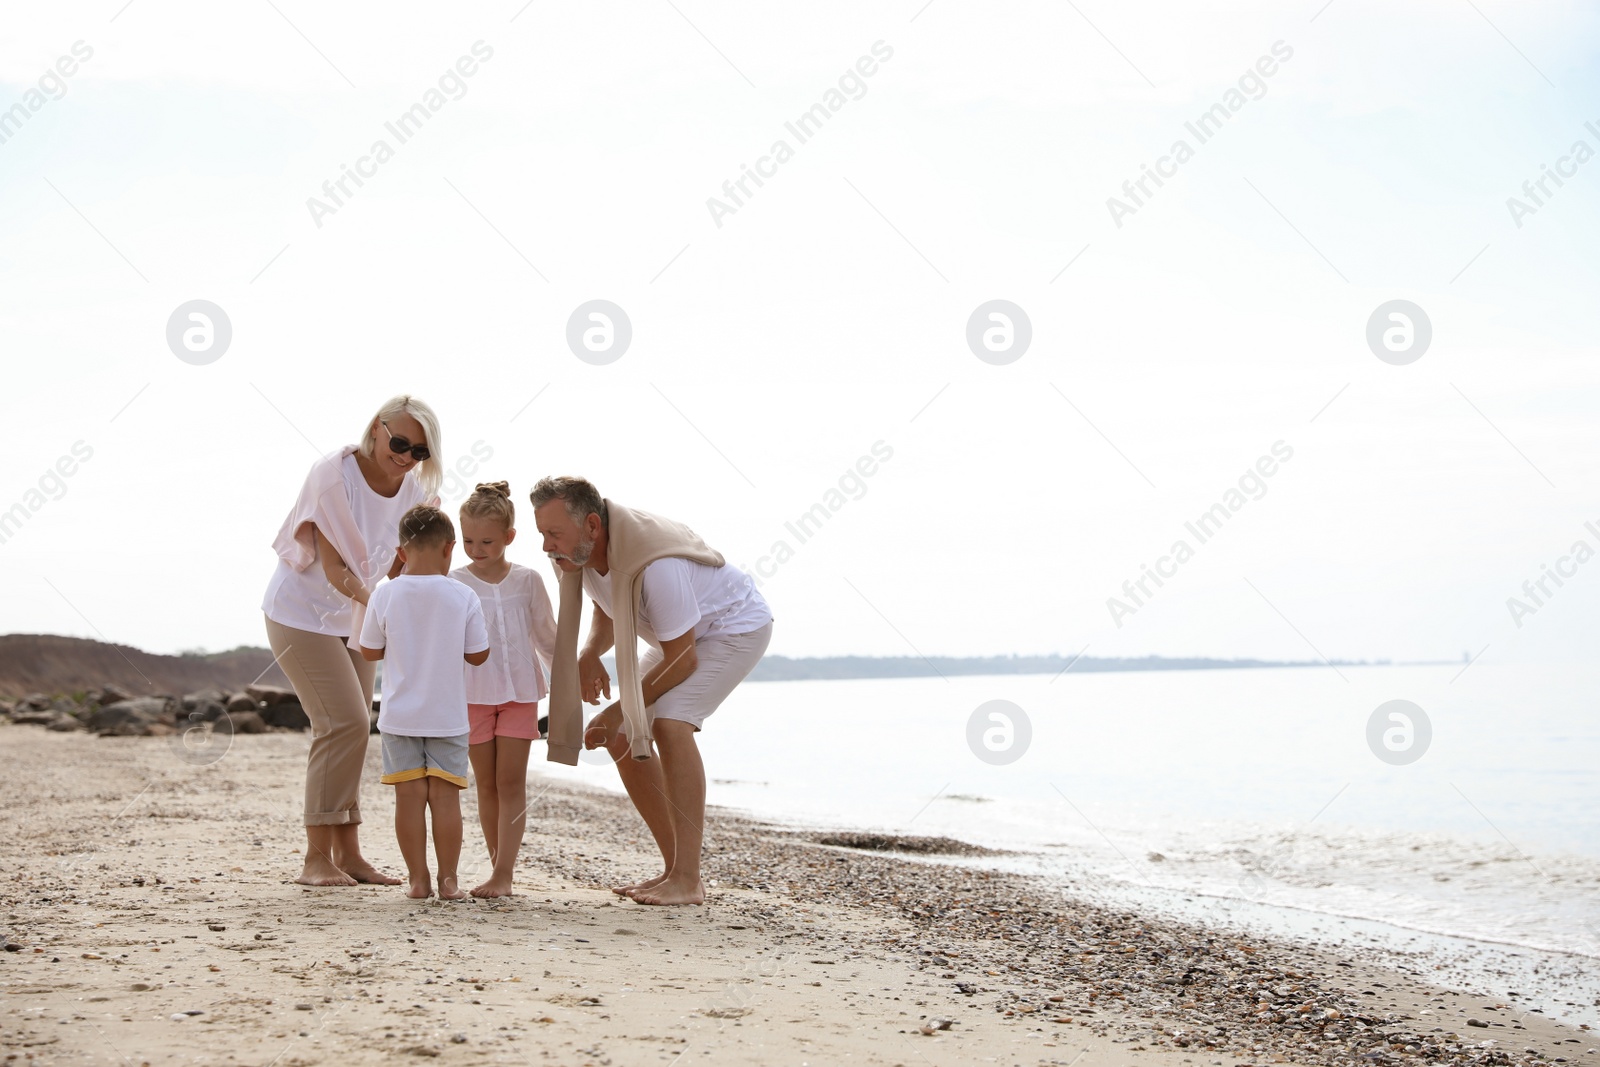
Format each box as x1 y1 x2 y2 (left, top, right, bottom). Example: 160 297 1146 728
262 395 444 886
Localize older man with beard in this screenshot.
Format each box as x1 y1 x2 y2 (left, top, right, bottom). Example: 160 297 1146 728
531 476 773 905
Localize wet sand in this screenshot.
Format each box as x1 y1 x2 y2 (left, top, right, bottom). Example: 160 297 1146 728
2 724 1592 1065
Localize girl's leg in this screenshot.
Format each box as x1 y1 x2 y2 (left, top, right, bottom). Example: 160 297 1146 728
468 740 499 864
472 737 531 898
393 779 431 898
428 777 465 900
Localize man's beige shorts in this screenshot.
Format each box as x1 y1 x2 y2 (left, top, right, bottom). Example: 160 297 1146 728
621 621 773 736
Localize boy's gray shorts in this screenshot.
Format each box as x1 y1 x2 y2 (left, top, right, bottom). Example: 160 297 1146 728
380 732 469 788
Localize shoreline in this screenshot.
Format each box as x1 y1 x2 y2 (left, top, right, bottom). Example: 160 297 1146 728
663 772 1600 1031
748 830 1600 1016
2 725 1592 1065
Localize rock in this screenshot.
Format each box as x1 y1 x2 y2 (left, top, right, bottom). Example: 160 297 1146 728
11 708 63 726
208 924 226 932
181 688 225 711
260 701 310 730
50 697 85 715
245 684 296 707
919 1017 956 1035
46 715 86 732
1468 1019 1489 1028
89 697 178 736
231 711 267 734
22 693 51 710
96 683 134 705
225 692 257 713
178 699 228 725
0 700 12 719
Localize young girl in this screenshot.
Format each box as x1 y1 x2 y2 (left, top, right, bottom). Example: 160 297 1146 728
451 481 557 898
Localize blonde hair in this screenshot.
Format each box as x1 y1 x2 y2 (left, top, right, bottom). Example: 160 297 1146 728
461 480 515 529
359 394 443 496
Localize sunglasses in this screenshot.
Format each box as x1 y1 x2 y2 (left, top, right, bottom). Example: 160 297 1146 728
379 419 431 462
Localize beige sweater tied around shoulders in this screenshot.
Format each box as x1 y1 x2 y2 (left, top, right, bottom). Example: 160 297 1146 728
545 500 724 765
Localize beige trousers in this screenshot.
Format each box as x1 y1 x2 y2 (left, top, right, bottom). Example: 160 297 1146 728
264 615 376 827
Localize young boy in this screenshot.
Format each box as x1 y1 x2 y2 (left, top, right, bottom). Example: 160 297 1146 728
359 504 490 900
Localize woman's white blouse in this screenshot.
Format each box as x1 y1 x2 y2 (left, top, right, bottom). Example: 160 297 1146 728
450 563 557 706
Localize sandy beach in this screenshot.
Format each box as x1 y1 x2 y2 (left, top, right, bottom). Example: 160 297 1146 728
2 723 1592 1066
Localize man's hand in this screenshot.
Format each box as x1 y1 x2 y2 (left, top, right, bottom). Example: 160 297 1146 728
579 652 611 705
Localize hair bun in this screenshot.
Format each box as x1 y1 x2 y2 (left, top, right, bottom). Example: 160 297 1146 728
473 480 511 498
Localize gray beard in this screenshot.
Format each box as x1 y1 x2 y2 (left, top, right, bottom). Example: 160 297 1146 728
552 535 595 567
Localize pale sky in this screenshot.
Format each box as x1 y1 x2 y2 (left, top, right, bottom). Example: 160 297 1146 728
1 0 1598 664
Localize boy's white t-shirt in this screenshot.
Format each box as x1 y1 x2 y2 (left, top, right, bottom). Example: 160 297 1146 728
581 557 772 645
358 573 489 737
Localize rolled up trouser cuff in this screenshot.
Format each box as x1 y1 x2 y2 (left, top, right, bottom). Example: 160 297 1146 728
304 809 362 827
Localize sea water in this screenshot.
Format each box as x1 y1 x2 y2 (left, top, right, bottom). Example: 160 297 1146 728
531 661 1600 1024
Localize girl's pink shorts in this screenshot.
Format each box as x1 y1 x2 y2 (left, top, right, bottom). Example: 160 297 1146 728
467 701 541 745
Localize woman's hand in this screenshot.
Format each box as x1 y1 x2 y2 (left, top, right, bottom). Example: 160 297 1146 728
314 526 371 605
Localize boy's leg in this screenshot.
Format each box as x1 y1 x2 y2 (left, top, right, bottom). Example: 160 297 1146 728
472 736 531 898
392 778 432 898
468 739 499 865
427 776 465 900
630 718 706 906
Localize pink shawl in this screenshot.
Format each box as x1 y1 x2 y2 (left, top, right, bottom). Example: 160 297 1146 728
270 445 436 649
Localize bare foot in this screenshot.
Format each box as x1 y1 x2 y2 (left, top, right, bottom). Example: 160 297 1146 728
342 862 402 886
613 872 668 897
406 875 433 899
630 875 705 906
470 874 515 898
296 857 358 886
437 874 467 901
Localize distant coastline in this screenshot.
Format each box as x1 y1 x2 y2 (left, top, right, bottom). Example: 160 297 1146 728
739 652 1420 682
0 633 1445 699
